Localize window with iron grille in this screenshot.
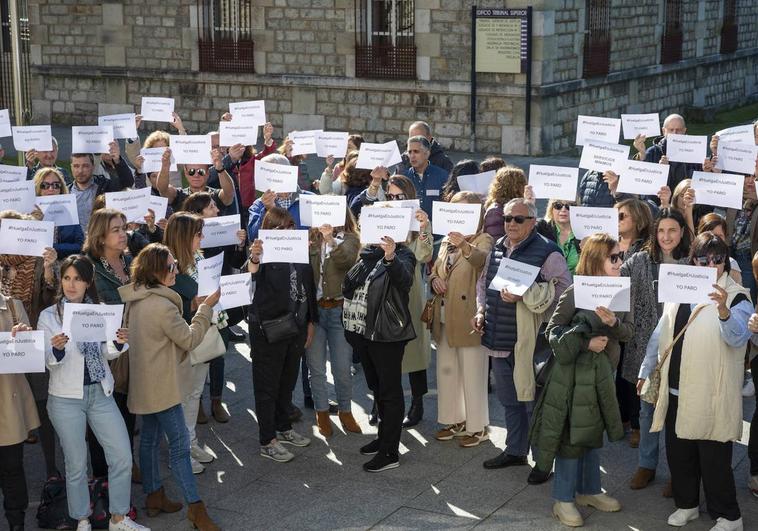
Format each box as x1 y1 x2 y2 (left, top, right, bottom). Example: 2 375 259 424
0 0 32 122
355 0 416 80
720 0 737 54
660 0 683 64
582 0 610 78
197 0 255 74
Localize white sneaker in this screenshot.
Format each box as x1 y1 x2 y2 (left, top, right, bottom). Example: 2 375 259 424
742 378 755 397
190 443 215 464
710 517 743 531
109 516 150 531
749 475 758 498
668 507 699 526
77 520 92 531
190 456 205 475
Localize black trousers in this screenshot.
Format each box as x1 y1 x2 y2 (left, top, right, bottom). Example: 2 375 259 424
89 391 135 478
408 369 428 398
666 394 740 521
749 356 758 476
347 331 406 456
0 442 28 527
615 347 639 429
250 329 305 445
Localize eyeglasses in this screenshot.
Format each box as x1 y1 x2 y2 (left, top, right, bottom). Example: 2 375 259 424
40 182 62 190
694 254 726 266
552 202 571 211
187 168 207 176
167 262 177 273
618 212 627 221
504 215 535 224
609 252 624 264
386 193 406 201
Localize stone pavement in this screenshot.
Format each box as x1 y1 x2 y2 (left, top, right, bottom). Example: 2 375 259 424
15 321 758 530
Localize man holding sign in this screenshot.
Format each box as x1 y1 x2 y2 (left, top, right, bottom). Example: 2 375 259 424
644 114 703 192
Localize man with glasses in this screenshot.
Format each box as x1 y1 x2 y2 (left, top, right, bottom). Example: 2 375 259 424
472 198 571 484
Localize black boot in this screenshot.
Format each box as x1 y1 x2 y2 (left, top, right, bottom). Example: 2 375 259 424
402 396 424 428
369 400 379 426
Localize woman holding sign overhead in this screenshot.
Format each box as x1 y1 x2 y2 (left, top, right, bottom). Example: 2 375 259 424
31 167 84 259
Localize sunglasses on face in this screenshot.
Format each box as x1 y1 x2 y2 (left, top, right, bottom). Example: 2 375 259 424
695 254 726 266
40 182 62 190
504 215 535 224
187 168 207 177
609 252 624 264
167 262 177 273
386 193 406 201
552 202 571 211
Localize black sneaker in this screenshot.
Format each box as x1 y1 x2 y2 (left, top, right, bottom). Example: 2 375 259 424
363 452 399 472
483 451 528 469
360 439 381 455
527 467 553 485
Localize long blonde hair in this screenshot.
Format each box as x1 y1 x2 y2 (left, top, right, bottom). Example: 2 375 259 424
32 167 69 195
163 212 204 274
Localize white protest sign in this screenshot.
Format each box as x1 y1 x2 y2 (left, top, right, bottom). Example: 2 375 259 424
12 125 52 152
197 252 224 297
372 199 421 231
139 147 177 173
715 141 758 175
528 165 579 201
170 135 212 165
666 134 707 164
569 206 618 240
0 109 10 138
715 124 755 146
98 114 138 140
690 171 742 210
146 195 168 221
575 115 621 146
0 331 46 374
71 126 113 154
617 159 670 195
315 131 349 158
105 188 152 223
579 141 630 174
0 164 27 183
62 303 124 343
219 273 253 310
35 194 79 226
290 130 321 156
0 181 36 214
356 141 402 169
254 159 298 193
359 207 413 244
487 258 540 296
259 230 310 264
229 100 266 125
140 97 174 122
573 276 631 312
657 264 717 305
218 121 258 147
299 195 347 227
620 113 660 140
457 170 495 197
0 219 54 257
201 215 240 248
431 201 481 236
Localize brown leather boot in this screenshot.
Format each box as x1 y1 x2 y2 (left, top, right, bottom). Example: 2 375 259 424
197 400 208 425
629 429 640 448
662 479 673 498
629 467 655 490
188 501 220 531
211 398 230 423
316 410 333 437
145 486 182 517
338 411 362 434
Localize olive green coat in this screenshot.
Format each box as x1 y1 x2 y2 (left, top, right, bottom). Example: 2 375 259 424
402 227 433 374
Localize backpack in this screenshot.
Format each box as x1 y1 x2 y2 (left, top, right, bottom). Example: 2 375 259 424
36 477 76 530
89 477 138 529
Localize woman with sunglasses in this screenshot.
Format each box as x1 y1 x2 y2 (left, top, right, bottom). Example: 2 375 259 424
697 213 743 285
641 232 751 530
615 198 653 260
533 233 633 527
32 167 85 259
541 199 579 274
621 209 691 492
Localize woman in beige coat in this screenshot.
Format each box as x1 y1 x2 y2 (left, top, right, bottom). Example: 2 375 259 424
0 295 40 531
118 243 221 531
429 192 493 447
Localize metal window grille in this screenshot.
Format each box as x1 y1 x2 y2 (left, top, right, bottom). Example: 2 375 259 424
355 0 416 80
197 0 254 74
0 0 31 123
582 0 610 78
660 0 683 64
720 0 737 54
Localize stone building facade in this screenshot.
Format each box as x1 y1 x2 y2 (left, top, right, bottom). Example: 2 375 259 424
24 0 758 156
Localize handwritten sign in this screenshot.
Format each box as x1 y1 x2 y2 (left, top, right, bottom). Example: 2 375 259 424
617 160 670 195
528 165 579 201
0 164 28 183
197 252 225 297
356 141 402 169
359 206 413 244
219 121 258 147
569 206 618 240
12 125 52 152
290 130 321 156
219 273 253 310
431 201 481 236
254 160 299 193
201 215 240 248
690 171 742 210
575 115 621 146
299 195 347 227
620 113 660 140
35 194 79 226
229 100 266 125
62 303 124 343
169 135 212 165
487 258 540 296
573 276 630 312
0 181 36 214
105 188 152 223
457 170 495 197
0 219 54 257
259 229 309 264
98 114 138 140
579 141 629 174
657 264 716 304
315 131 350 158
715 124 755 146
71 126 113 154
666 134 707 164
140 97 174 122
140 147 177 173
0 331 46 374
0 109 10 138
714 141 758 175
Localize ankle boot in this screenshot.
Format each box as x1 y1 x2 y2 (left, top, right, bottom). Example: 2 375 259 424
338 411 362 433
368 400 379 426
211 398 229 423
402 396 424 428
197 400 208 425
145 486 183 517
316 410 333 437
187 501 220 531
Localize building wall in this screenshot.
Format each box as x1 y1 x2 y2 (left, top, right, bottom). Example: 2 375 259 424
26 0 758 156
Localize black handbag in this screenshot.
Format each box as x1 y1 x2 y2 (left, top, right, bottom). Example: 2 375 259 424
261 313 300 343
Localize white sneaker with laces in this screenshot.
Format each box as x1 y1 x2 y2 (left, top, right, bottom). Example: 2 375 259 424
77 520 92 531
190 456 205 474
667 507 699 526
109 516 150 531
190 443 215 464
710 517 743 531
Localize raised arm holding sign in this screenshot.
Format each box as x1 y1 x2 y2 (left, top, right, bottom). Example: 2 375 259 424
141 97 175 122
657 264 716 304
254 160 299 193
569 206 618 241
690 171 742 210
528 165 579 201
98 114 138 140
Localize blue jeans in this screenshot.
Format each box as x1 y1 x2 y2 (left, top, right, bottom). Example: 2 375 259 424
735 250 757 303
492 355 533 457
638 399 661 470
552 449 602 502
305 306 353 411
47 385 132 520
139 404 200 504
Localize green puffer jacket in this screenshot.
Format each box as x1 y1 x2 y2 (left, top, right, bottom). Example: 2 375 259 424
529 311 625 472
